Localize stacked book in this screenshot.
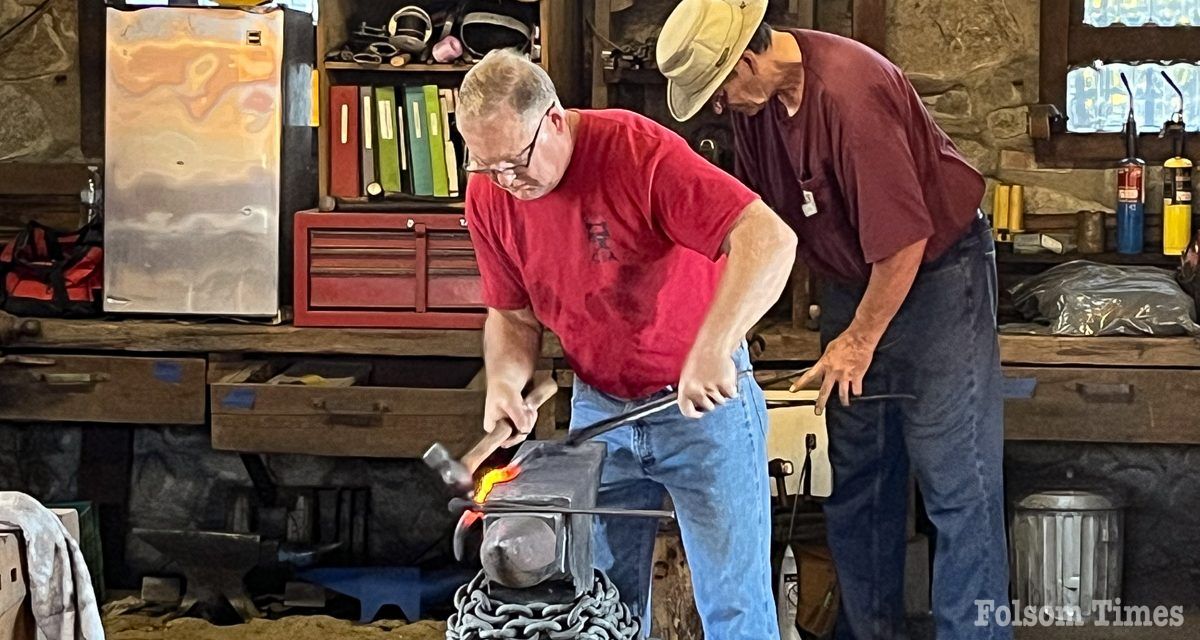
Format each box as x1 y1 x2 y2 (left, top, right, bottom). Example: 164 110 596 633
328 84 464 200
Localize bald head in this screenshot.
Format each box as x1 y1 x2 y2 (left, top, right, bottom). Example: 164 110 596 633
458 49 559 133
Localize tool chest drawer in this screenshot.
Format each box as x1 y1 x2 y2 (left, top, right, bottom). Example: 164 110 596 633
294 211 487 329
1003 367 1199 444
210 357 488 458
0 354 206 424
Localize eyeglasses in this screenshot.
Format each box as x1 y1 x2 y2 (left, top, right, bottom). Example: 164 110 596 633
463 105 554 179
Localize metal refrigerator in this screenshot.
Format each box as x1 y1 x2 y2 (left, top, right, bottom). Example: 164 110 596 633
104 5 315 316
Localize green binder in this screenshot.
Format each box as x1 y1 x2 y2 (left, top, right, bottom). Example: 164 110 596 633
373 86 402 193
404 86 434 196
424 85 449 197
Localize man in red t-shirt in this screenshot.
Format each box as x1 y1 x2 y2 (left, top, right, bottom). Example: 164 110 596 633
455 50 796 637
659 1 1011 639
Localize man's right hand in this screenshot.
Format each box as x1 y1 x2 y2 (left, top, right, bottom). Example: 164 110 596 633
484 382 539 448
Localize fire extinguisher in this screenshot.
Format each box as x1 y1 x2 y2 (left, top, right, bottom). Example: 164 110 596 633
1116 72 1145 255
1160 71 1192 257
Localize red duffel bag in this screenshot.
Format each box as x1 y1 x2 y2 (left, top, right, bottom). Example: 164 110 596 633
0 219 103 318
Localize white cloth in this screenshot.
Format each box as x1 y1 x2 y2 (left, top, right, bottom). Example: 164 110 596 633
0 492 103 640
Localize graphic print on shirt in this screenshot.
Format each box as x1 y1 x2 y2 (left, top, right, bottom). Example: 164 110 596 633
584 218 617 263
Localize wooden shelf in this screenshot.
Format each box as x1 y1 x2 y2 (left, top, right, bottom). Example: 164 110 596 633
750 321 1200 367
996 249 1182 268
322 198 466 213
6 318 563 359
9 318 1197 368
324 61 475 73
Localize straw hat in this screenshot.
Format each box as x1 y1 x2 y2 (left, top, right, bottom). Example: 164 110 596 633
656 0 768 121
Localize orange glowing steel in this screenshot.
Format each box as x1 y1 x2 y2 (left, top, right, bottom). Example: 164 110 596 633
473 465 521 504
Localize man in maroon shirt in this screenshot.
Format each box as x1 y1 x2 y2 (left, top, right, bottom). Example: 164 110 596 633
658 2 1011 639
455 49 797 637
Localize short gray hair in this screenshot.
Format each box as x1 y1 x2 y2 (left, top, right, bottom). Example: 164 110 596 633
458 49 559 130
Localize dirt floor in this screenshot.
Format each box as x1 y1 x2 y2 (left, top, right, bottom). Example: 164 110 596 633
103 613 446 640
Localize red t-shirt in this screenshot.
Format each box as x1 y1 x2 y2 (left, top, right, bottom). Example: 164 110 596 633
733 29 985 283
466 109 758 398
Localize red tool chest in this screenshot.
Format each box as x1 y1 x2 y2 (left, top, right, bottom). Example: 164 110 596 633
294 210 486 328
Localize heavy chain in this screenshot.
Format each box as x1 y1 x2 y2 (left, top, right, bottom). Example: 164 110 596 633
446 569 641 640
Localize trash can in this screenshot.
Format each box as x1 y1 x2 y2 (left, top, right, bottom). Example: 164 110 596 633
1010 490 1123 623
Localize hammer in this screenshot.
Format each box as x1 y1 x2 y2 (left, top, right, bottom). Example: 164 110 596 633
423 373 559 495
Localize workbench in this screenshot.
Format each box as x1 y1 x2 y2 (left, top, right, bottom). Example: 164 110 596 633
4 317 1199 447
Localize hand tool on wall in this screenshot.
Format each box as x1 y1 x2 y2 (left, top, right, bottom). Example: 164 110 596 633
1159 71 1192 257
422 373 558 495
768 458 795 509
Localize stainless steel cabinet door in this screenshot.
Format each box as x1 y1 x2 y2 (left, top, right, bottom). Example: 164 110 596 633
105 7 283 316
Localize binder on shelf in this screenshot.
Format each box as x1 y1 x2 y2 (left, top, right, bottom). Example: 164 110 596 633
439 88 460 198
424 85 449 198
359 86 378 195
329 85 360 198
404 85 434 196
395 93 410 194
374 86 402 193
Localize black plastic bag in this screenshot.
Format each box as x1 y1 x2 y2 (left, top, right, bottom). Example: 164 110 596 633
1009 260 1200 336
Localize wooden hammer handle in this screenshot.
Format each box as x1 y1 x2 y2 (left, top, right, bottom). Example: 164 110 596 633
461 374 558 474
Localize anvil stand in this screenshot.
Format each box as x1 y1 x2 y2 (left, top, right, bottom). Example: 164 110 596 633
447 441 672 639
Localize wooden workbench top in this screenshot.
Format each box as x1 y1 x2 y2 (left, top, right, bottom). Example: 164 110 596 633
6 317 1200 368
6 318 505 357
753 323 1200 368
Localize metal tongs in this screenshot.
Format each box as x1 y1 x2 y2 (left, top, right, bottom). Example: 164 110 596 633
563 368 915 446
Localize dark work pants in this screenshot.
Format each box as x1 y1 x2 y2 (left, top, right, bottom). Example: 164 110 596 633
820 216 1013 640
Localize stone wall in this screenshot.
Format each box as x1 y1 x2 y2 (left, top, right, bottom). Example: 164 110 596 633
887 0 1132 214
0 0 84 162
0 424 81 502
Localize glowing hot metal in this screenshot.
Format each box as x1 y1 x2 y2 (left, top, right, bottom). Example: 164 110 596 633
473 465 520 504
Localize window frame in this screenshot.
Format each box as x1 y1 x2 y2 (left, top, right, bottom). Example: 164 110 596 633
1036 0 1199 168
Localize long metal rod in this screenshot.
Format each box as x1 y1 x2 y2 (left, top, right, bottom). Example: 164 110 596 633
449 498 674 519
765 393 917 408
565 368 814 445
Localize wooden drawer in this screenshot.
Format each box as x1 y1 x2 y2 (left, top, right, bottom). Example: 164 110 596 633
1004 367 1200 444
211 357 490 458
294 211 487 329
0 354 206 424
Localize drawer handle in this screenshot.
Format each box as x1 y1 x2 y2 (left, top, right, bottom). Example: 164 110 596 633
1074 382 1134 404
312 399 390 426
33 372 109 388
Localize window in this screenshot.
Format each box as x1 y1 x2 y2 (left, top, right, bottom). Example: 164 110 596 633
1082 1 1199 27
1067 63 1198 133
1036 0 1200 167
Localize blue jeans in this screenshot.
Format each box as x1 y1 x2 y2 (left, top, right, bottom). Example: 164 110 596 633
570 345 779 639
819 216 1012 640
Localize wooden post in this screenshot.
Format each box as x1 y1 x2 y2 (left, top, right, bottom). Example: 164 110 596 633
790 261 813 330
851 0 888 54
651 524 703 640
590 0 613 108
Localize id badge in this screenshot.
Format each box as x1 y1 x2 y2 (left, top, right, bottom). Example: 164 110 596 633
802 190 818 217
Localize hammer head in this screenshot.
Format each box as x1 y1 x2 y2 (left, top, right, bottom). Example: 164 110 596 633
422 443 473 495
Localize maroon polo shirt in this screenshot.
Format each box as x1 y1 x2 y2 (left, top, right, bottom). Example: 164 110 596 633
732 29 985 283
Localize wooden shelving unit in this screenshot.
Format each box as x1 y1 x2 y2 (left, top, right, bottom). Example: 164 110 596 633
323 61 475 73
995 248 1183 268
314 0 582 206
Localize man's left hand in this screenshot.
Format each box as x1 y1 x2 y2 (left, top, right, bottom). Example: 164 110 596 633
792 329 878 415
677 345 738 419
